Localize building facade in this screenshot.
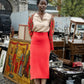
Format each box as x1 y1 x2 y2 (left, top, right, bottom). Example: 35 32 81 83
0 0 29 32
0 0 28 14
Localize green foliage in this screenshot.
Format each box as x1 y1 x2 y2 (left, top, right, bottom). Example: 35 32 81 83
61 0 84 17
49 0 60 7
49 0 84 17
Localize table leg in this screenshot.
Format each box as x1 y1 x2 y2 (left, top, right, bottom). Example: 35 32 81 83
71 55 74 62
82 55 84 62
72 24 77 42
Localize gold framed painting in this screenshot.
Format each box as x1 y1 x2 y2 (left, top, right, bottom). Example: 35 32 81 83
4 38 31 84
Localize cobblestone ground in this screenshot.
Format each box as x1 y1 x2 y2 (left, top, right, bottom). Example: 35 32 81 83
0 73 16 84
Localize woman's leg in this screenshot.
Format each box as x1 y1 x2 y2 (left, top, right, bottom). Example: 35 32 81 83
34 79 40 84
41 79 47 84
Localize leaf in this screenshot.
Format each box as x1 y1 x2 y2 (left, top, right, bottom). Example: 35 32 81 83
49 0 84 17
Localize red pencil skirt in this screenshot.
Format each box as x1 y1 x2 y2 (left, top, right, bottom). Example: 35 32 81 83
30 32 50 80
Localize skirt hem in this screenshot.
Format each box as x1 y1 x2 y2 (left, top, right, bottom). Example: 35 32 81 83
30 77 49 80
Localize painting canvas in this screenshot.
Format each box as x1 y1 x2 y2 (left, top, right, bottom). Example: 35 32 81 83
18 24 25 40
4 38 31 84
0 50 7 73
18 24 31 41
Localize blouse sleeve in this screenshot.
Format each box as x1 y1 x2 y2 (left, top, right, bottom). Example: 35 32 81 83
49 16 55 51
28 15 34 38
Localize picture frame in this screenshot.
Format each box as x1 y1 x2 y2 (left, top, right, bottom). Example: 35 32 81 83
0 50 7 73
18 24 31 41
4 38 31 84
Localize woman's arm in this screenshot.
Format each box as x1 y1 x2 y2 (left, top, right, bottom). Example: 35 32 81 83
49 16 55 51
28 15 34 38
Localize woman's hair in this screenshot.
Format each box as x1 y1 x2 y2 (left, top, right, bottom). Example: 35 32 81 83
37 0 48 5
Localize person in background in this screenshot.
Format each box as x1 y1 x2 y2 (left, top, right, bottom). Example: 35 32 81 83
28 0 55 84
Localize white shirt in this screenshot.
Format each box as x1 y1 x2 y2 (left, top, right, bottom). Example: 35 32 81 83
32 13 52 32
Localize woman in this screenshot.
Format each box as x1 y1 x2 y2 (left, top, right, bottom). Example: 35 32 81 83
28 0 55 84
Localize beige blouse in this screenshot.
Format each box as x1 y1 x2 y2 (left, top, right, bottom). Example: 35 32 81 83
32 13 52 32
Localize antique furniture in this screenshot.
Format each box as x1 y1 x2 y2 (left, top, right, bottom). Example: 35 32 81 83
48 67 84 84
68 17 84 42
58 58 72 66
52 39 65 58
68 39 84 62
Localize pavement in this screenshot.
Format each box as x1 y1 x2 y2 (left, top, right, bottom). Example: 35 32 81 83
0 73 16 84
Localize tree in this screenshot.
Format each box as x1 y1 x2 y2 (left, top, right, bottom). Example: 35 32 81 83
61 0 84 17
49 0 59 7
49 0 84 17
49 0 61 9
